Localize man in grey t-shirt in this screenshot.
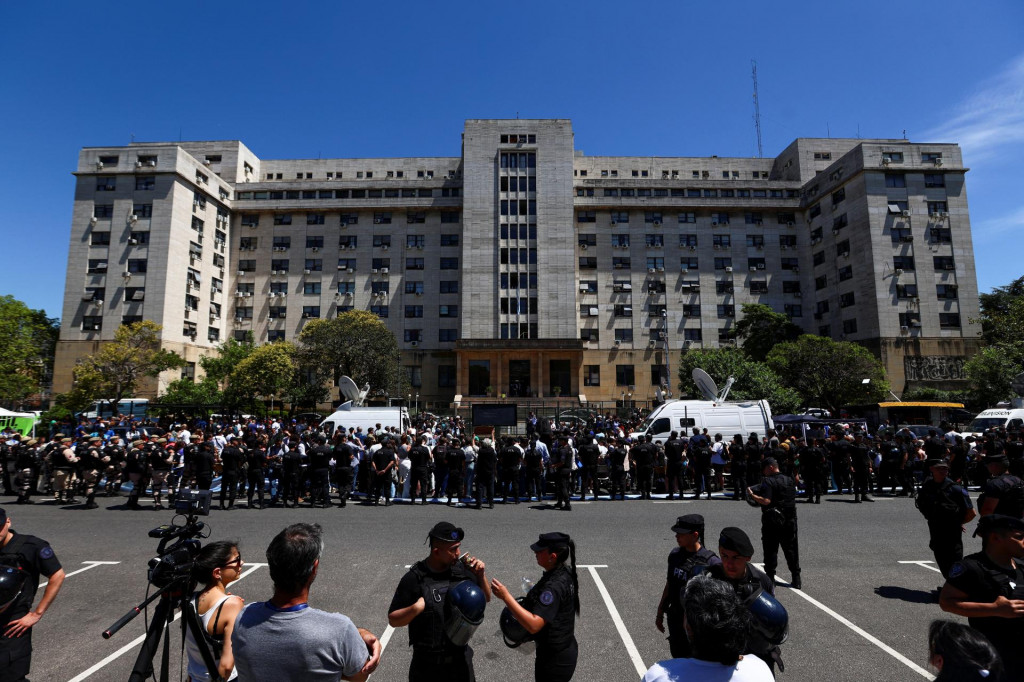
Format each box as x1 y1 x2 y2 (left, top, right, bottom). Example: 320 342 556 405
232 523 382 681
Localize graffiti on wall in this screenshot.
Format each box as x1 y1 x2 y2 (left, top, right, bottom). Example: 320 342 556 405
904 356 967 382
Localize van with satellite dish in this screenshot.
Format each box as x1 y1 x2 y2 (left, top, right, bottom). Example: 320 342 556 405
318 375 410 436
628 368 773 444
630 399 774 445
965 408 1024 438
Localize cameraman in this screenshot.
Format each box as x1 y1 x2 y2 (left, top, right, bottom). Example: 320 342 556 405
0 507 65 682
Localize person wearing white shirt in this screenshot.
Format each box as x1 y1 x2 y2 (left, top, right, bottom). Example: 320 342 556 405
643 575 773 682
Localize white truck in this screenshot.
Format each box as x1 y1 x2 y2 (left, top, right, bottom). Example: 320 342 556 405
965 408 1024 438
320 403 411 436
630 399 774 446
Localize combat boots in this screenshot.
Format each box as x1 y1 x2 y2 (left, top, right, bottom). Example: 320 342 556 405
85 493 99 509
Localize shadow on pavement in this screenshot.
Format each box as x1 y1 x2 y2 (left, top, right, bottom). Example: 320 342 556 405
873 585 937 604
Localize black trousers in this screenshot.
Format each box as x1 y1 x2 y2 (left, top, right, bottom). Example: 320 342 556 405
220 471 239 508
310 468 331 505
447 473 463 502
762 514 801 582
500 472 520 502
475 470 494 507
196 474 213 492
335 467 354 505
411 467 431 503
246 471 265 507
928 520 964 578
609 466 625 499
525 468 544 500
581 464 598 498
666 461 685 496
535 639 577 682
666 609 692 658
410 646 474 682
281 472 300 506
371 471 391 503
852 468 871 498
636 466 653 498
554 468 571 507
732 464 747 500
0 626 31 682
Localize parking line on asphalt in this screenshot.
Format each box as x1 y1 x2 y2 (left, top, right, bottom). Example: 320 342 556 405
652 501 692 504
40 561 120 589
898 560 943 574
580 564 647 678
66 563 267 682
757 569 934 680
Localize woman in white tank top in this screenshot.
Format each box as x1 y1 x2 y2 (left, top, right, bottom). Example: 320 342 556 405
185 541 245 681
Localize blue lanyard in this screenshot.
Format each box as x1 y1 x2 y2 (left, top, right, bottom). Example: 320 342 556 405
265 601 309 613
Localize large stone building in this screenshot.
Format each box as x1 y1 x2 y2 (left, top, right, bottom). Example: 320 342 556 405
55 119 981 408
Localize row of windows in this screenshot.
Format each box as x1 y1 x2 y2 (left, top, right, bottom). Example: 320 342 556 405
258 211 460 226
575 168 776 181
579 257 800 272
580 234 798 248
236 258 460 272
233 304 460 319
575 187 799 200
240 234 460 249
264 169 453 181
235 188 461 200
578 210 796 224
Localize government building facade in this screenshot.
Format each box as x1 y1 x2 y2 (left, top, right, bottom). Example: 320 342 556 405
55 119 982 408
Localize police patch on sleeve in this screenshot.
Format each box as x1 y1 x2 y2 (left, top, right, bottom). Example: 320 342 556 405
40 546 54 560
948 562 965 579
539 590 554 605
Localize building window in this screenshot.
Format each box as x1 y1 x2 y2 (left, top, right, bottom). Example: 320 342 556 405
842 319 858 334
614 329 633 343
404 329 422 343
714 257 732 271
832 187 846 206
934 256 956 271
440 234 459 246
884 173 906 188
370 305 388 318
306 236 324 248
839 292 856 308
438 365 456 388
82 316 102 331
439 305 458 318
924 173 945 188
440 258 458 270
784 304 802 318
268 330 285 342
584 365 601 387
273 214 292 225
678 212 697 224
882 151 904 164
580 328 599 342
303 282 322 295
615 365 635 386
717 305 735 318
127 259 147 273
440 281 459 294
405 305 423 318
838 265 853 281
939 313 961 328
89 231 111 246
439 329 458 343
579 257 597 269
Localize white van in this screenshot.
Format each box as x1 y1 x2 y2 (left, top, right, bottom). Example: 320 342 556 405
320 402 411 437
630 400 774 445
965 409 1024 438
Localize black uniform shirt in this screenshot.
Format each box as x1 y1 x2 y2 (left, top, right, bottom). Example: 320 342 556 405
982 474 1024 518
579 441 600 467
409 445 431 470
333 442 355 468
0 531 62 625
633 443 654 468
527 564 576 649
665 547 721 613
220 445 243 473
756 473 797 515
193 446 215 477
664 438 685 464
389 560 474 649
373 448 395 472
608 446 627 469
309 445 332 470
947 552 1024 664
446 447 466 474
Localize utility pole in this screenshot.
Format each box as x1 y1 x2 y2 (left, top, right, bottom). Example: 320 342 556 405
751 60 763 158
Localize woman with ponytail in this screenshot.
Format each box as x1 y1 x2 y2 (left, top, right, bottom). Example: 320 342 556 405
492 532 580 681
929 620 1003 682
185 541 245 681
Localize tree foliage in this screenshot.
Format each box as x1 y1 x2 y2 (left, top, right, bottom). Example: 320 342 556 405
152 378 222 415
199 333 255 386
228 342 297 406
297 311 403 395
976 275 1024 346
766 335 889 413
676 348 801 414
964 346 1024 409
0 296 60 407
72 321 183 407
733 303 803 362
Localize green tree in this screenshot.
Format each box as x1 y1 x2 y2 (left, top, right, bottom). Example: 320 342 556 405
152 377 222 415
297 311 403 397
976 275 1024 346
964 346 1024 409
766 335 889 413
199 333 255 385
733 303 803 362
229 342 297 411
676 347 801 413
0 296 60 407
72 321 184 409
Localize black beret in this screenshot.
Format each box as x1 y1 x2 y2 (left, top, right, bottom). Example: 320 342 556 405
428 521 464 544
671 514 705 534
719 527 755 557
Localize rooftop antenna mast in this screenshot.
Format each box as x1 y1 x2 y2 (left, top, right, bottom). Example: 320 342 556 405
751 60 763 158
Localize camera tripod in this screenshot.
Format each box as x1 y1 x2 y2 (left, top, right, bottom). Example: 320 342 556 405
103 572 222 682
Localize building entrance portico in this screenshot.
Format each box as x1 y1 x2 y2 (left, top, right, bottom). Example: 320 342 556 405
455 339 583 399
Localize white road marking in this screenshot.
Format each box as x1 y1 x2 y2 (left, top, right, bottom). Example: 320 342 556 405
66 563 267 682
580 565 646 678
754 566 934 680
898 560 943 574
652 500 692 504
40 561 120 589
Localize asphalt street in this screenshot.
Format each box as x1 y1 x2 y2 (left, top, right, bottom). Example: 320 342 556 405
2 488 968 682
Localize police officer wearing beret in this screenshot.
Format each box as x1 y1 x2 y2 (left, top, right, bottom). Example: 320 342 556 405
389 522 490 682
978 453 1024 519
0 507 66 682
748 457 801 589
940 514 1024 679
492 532 580 682
656 515 722 658
916 458 976 579
707 527 782 673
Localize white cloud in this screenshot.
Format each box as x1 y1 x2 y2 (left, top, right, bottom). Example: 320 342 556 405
972 206 1024 240
923 53 1024 162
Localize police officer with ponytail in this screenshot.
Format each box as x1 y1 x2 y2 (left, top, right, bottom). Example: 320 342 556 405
493 532 580 682
388 522 490 682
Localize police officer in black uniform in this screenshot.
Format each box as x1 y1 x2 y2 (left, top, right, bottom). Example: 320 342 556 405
748 457 801 589
280 441 303 508
663 432 686 500
978 453 1024 519
123 439 146 509
707 526 783 674
499 438 522 504
193 439 216 493
474 438 497 510
0 507 66 682
102 436 126 496
388 522 490 682
523 436 544 503
631 435 655 500
877 434 907 496
607 437 627 501
940 514 1024 679
577 434 599 502
408 436 433 505
656 515 722 658
798 437 827 504
12 441 38 507
849 431 874 503
218 437 244 510
1006 429 1024 478
446 438 466 506
916 458 976 579
550 435 573 511
745 432 763 489
491 532 580 682
827 431 853 496
332 433 355 508
245 443 267 509
307 435 333 508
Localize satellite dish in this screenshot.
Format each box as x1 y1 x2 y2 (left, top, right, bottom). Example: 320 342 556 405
692 368 720 402
338 376 361 404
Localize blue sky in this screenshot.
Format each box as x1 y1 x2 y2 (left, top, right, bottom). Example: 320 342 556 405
2 1 1022 318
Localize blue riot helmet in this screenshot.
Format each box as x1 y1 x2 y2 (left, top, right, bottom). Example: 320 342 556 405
500 598 535 648
743 587 789 646
444 580 487 646
0 564 28 614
